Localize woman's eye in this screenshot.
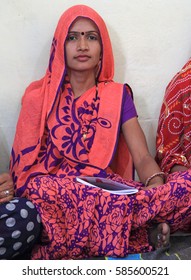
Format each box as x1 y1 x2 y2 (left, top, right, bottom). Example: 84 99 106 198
87 34 98 40
66 35 78 41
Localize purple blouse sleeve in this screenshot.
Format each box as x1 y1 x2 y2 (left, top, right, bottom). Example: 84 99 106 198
121 86 138 125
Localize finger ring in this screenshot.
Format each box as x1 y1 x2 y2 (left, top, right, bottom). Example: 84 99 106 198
4 190 10 196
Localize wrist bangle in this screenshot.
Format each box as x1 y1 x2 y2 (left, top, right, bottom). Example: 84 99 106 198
145 172 165 187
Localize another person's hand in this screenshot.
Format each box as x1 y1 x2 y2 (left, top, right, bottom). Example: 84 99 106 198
170 164 188 174
0 173 14 204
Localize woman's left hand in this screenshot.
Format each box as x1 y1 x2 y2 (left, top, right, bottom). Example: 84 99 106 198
0 173 14 204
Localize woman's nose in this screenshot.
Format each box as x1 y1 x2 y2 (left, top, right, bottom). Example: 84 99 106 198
77 37 89 51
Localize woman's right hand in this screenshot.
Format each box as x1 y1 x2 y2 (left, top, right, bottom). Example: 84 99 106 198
0 173 14 204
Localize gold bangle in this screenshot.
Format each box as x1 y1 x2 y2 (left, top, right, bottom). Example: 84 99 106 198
145 172 165 187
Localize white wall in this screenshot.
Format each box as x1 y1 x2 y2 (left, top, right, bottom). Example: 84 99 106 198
0 0 191 173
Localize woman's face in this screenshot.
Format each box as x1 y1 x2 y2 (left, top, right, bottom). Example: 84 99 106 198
65 17 102 75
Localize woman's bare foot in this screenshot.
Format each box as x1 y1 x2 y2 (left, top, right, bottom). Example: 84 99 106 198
149 223 170 249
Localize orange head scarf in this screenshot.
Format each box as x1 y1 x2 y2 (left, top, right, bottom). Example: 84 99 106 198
51 5 114 80
46 5 114 117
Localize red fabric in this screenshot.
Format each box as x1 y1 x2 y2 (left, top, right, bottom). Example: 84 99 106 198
156 58 191 173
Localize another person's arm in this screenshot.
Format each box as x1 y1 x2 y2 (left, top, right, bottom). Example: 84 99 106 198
0 173 14 203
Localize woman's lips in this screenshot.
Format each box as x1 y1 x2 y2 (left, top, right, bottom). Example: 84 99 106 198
75 55 91 62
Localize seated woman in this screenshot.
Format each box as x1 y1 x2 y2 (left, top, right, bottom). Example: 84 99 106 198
156 58 191 174
0 173 41 259
10 5 191 260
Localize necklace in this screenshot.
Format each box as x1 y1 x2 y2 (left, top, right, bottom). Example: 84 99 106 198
82 83 99 141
